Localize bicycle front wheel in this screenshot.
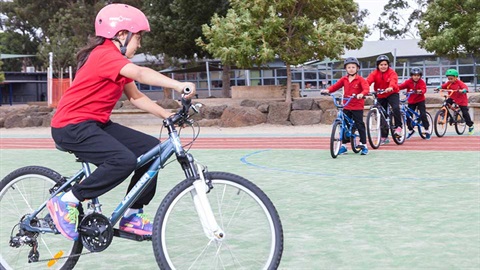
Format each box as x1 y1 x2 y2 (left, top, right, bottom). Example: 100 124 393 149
0 166 83 270
419 112 433 139
152 172 283 270
454 112 466 135
434 109 448 137
366 108 381 149
391 112 406 145
330 120 342 158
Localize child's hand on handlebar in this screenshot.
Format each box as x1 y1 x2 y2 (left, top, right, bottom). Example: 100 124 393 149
178 82 196 99
385 87 393 93
356 93 364 99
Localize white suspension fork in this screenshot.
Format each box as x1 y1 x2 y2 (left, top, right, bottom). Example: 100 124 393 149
191 164 225 241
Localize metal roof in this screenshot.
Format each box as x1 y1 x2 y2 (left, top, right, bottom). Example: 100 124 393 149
342 39 434 59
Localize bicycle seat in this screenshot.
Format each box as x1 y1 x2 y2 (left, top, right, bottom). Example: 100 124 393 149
55 144 84 162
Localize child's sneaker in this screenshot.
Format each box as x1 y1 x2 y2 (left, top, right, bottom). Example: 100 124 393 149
394 127 403 136
119 210 153 236
46 193 79 241
407 129 415 139
338 145 348 155
468 125 474 135
425 132 431 140
360 145 369 155
380 137 390 145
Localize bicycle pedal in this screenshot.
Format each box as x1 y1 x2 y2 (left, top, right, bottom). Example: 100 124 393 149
113 228 151 242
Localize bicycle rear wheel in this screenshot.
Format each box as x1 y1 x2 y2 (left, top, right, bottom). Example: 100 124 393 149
434 109 448 137
350 127 361 154
366 108 381 149
454 112 466 135
330 120 342 158
152 172 283 270
418 112 433 139
391 113 406 145
0 166 83 270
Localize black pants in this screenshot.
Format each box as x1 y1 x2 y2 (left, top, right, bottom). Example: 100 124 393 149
407 101 429 130
51 120 159 209
343 110 367 144
446 98 474 127
378 93 402 137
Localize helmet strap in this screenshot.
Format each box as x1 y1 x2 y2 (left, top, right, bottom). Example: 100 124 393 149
112 32 133 56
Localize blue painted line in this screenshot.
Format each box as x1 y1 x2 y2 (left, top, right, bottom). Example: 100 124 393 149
239 149 478 182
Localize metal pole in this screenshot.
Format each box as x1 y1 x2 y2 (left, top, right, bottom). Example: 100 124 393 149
47 52 53 107
206 61 211 96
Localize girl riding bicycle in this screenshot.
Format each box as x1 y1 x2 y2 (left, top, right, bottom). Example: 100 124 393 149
437 69 474 135
48 4 196 241
366 55 403 144
321 57 370 155
398 67 431 139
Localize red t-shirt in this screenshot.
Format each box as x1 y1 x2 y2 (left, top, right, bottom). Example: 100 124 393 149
366 68 399 98
398 78 427 104
440 79 469 106
327 74 370 110
51 40 133 128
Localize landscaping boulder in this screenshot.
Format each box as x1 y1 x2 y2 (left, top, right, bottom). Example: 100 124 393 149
220 106 266 127
290 110 322 126
267 102 291 125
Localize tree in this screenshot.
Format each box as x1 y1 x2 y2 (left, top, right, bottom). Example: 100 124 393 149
418 0 480 57
374 0 427 40
142 0 230 97
197 0 368 102
0 59 5 82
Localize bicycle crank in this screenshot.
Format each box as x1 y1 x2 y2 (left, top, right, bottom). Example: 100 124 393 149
78 213 113 252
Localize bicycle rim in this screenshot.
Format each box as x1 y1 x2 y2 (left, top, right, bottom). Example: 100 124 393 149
330 121 342 158
455 113 466 135
434 110 447 137
0 167 82 270
419 112 433 139
392 113 406 145
351 127 361 153
367 109 381 149
153 172 283 269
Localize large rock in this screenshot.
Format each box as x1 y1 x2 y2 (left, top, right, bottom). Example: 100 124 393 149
157 99 181 109
200 105 227 119
321 109 338 124
267 102 291 125
290 110 322 126
316 98 336 111
220 106 266 127
292 98 314 110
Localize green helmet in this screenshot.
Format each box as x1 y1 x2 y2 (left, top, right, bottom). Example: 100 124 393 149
445 69 459 77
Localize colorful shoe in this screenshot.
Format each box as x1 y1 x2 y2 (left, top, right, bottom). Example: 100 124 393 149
407 129 415 139
46 193 79 241
425 132 431 140
338 145 348 155
468 126 474 135
360 145 369 155
380 137 390 145
119 210 153 236
394 127 403 137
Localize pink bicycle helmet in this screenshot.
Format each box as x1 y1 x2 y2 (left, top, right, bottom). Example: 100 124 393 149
95 4 150 38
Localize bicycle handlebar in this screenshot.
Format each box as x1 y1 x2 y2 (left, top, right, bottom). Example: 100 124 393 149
164 87 198 128
322 93 363 108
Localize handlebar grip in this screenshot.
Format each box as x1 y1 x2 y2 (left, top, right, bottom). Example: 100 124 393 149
183 87 192 95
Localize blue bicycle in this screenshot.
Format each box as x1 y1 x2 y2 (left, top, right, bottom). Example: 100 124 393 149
0 95 284 269
400 91 433 139
322 93 362 158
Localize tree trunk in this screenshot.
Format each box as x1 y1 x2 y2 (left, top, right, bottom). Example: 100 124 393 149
222 65 231 98
163 88 173 99
285 64 292 103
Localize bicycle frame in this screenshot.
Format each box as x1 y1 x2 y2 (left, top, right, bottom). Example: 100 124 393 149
19 107 223 239
330 94 356 139
400 92 424 130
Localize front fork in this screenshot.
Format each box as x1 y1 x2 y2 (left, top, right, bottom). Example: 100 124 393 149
180 153 225 241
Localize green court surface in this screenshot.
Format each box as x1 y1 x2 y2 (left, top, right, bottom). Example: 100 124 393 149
1 148 479 269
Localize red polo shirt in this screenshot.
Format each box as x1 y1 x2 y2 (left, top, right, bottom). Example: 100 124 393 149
51 40 133 128
327 74 370 110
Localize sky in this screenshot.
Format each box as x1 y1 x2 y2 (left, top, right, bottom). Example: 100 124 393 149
354 0 415 40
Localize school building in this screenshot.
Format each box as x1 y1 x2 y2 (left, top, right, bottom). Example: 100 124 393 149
1 39 479 104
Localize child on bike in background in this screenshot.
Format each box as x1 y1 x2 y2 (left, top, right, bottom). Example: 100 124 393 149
437 69 474 135
398 67 430 139
366 55 403 144
48 4 196 241
321 57 370 155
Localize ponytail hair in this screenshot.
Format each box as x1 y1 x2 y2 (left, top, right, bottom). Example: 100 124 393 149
76 36 106 70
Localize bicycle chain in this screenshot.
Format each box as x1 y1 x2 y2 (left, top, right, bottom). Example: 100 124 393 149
32 250 94 264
